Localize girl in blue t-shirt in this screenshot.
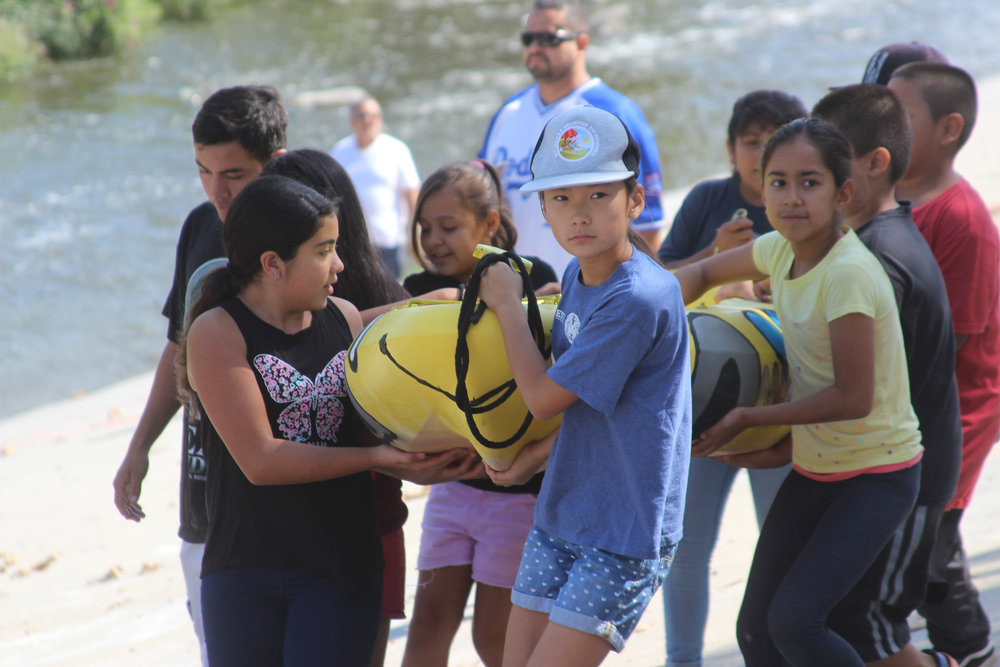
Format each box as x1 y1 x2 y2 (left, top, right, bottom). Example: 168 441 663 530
479 106 692 665
674 118 922 666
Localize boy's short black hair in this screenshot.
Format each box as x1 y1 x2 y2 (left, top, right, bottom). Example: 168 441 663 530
891 62 977 150
727 89 807 145
191 85 288 165
530 0 588 32
812 83 912 185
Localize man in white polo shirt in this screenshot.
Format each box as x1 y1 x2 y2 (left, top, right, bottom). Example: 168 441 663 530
332 96 420 278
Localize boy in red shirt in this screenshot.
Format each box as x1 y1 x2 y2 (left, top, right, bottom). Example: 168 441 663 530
890 62 1000 667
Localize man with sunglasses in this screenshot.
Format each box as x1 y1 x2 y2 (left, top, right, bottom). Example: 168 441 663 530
479 0 666 275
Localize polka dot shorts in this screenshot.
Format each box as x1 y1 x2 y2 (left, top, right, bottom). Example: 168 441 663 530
510 525 675 652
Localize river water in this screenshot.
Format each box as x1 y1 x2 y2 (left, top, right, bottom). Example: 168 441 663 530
2 0 1000 418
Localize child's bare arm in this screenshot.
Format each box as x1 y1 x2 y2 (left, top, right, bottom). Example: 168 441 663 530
693 312 875 455
664 217 756 270
189 310 441 485
485 428 557 487
375 448 486 485
673 242 766 305
714 434 792 469
478 262 577 420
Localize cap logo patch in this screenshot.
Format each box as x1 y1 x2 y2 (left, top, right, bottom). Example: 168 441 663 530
556 122 598 162
863 50 889 84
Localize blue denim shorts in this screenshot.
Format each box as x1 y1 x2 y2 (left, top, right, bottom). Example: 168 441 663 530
511 525 675 652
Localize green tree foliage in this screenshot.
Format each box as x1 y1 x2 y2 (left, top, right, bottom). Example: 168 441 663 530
157 0 211 21
0 16 43 79
0 0 217 78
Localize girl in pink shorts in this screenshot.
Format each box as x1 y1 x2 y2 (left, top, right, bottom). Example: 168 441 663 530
400 161 557 667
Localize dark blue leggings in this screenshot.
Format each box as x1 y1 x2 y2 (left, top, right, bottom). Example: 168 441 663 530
201 567 381 667
736 465 920 666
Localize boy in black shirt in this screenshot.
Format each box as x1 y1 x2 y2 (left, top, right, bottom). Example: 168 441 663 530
112 85 288 664
814 83 962 667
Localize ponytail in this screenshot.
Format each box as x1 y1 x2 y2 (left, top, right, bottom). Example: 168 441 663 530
174 263 249 418
623 176 661 265
627 225 662 265
479 160 518 252
189 263 242 329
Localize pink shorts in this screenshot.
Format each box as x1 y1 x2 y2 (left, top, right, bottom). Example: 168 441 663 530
381 528 406 619
416 481 536 588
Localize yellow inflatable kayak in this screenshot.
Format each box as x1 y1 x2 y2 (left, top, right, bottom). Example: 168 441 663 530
687 296 790 455
344 292 789 468
345 296 562 471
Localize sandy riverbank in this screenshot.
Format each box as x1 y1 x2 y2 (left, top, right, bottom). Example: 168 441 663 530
3 74 1000 666
1 373 997 666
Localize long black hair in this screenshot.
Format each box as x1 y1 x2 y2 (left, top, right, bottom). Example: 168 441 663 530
263 148 407 308
177 175 336 409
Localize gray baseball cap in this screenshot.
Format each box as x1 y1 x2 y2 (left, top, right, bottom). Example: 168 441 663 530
519 105 640 193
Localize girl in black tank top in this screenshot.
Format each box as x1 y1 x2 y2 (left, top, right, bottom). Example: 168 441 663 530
200 297 380 587
179 176 462 666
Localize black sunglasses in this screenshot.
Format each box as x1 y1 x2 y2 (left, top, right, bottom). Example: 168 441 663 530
520 29 578 48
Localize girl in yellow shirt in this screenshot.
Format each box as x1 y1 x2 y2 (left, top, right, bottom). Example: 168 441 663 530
675 118 921 666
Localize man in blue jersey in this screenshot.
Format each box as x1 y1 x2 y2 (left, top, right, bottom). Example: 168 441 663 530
479 0 666 275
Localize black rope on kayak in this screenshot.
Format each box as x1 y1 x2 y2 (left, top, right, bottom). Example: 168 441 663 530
378 334 520 410
378 334 456 400
454 252 548 450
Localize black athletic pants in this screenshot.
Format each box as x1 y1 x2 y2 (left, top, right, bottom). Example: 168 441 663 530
918 508 993 658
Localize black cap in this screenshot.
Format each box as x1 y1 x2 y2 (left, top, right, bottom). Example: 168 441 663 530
862 42 949 85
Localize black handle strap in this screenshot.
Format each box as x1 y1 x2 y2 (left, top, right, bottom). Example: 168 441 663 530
453 252 549 450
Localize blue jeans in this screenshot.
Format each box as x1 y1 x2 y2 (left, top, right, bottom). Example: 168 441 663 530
201 567 381 666
662 456 790 666
736 465 920 667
